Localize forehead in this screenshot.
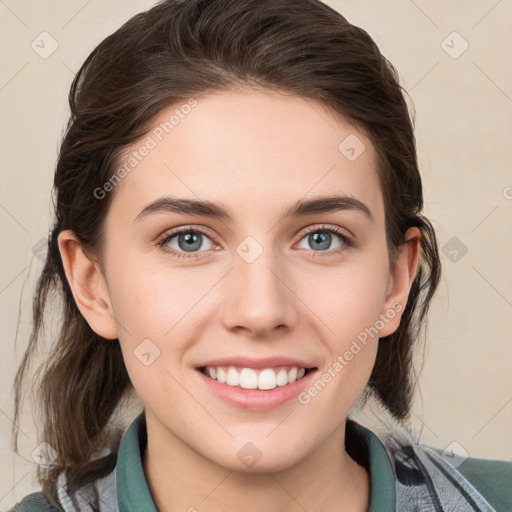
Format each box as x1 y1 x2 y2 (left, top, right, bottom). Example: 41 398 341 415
110 88 384 224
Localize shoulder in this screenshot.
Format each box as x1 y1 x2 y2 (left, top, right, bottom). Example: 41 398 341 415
433 448 512 512
375 421 511 511
7 491 63 512
402 442 512 512
8 468 118 512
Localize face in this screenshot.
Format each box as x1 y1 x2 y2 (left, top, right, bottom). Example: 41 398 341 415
76 88 411 472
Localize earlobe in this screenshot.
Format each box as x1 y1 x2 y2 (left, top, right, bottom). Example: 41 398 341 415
379 227 421 338
57 230 118 340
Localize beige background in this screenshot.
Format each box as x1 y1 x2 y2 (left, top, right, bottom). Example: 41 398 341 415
1 0 511 508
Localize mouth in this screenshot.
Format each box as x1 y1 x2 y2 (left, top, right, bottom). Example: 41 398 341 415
194 356 319 410
197 365 317 391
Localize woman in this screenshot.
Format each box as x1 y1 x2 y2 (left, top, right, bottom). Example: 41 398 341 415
9 0 511 511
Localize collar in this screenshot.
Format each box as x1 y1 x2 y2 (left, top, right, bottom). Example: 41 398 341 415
115 412 396 512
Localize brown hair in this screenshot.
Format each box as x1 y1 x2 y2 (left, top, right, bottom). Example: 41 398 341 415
13 0 441 505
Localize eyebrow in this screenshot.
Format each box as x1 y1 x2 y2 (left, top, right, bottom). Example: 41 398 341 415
134 194 374 223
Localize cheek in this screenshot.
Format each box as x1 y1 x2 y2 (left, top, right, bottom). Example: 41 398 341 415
302 251 391 342
105 255 222 388
296 245 390 402
107 252 214 339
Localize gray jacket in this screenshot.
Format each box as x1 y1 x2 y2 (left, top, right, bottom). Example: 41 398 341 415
9 414 511 511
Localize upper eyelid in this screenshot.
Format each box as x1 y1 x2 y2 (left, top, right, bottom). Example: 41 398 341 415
300 224 352 238
161 223 350 236
160 224 352 247
160 225 217 243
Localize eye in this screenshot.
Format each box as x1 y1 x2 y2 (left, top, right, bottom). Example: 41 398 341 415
158 227 215 259
295 225 354 254
157 224 354 260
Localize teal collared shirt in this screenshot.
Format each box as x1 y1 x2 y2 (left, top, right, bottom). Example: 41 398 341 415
114 413 397 512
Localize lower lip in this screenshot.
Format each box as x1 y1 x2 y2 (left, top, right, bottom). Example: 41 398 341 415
195 369 317 411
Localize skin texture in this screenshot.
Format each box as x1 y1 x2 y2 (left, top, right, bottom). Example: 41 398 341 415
59 88 420 512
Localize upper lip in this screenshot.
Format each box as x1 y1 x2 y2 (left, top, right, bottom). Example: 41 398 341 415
197 356 317 369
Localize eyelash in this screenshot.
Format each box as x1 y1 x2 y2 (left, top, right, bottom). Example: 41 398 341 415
156 224 355 260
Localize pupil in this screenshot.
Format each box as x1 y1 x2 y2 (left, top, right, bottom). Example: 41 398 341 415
310 232 330 250
180 232 201 252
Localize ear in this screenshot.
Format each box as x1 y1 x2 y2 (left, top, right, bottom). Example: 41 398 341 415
58 230 118 340
378 227 421 337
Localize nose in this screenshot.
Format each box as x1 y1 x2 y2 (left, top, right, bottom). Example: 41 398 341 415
220 248 300 338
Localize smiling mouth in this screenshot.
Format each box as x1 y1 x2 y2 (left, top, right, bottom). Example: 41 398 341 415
198 365 317 391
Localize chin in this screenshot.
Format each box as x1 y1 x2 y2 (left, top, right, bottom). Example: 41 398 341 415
199 437 313 474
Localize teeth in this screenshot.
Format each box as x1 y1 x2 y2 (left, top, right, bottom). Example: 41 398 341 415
276 369 288 386
216 367 226 383
258 369 277 390
202 365 310 390
226 367 240 387
240 368 258 389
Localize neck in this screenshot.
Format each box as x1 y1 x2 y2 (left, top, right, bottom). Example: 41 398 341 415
142 415 370 512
